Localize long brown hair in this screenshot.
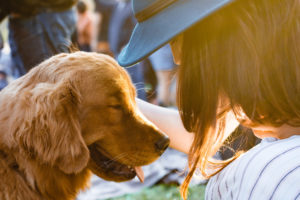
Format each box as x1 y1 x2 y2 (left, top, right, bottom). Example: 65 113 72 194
177 0 300 198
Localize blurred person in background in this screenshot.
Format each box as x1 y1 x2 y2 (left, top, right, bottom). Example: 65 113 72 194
93 0 116 55
0 32 3 51
0 33 8 90
0 0 77 75
94 0 147 100
76 1 93 52
0 70 8 90
149 44 177 107
0 29 20 79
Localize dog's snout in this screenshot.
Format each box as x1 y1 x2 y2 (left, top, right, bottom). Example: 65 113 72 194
155 136 170 154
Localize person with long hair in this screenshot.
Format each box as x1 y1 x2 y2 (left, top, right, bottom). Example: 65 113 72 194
118 0 300 199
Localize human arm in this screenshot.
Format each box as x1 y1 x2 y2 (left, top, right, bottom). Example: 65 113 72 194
136 98 241 155
136 98 194 154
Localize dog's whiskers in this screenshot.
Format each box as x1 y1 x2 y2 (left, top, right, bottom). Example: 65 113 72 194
135 88 146 92
103 152 130 166
133 82 144 86
133 82 147 92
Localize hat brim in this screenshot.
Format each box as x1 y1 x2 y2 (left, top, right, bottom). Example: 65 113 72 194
118 0 233 67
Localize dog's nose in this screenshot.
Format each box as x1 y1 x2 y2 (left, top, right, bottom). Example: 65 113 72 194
155 136 170 154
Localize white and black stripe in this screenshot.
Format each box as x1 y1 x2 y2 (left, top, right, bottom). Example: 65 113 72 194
206 135 300 200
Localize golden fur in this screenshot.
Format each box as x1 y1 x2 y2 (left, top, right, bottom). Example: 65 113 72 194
0 52 168 200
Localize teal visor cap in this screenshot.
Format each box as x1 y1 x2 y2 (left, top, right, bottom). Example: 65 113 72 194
118 0 234 67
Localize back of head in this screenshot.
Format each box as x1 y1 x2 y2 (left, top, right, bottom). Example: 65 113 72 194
77 1 87 14
179 0 300 134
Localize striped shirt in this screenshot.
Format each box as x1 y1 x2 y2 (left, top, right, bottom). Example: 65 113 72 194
205 135 300 200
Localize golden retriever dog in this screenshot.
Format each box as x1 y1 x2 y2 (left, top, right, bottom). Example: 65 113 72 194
0 52 169 200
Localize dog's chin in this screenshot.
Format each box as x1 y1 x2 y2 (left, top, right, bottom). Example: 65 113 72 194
87 143 137 182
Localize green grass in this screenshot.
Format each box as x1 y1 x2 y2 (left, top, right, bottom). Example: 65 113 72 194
106 184 206 200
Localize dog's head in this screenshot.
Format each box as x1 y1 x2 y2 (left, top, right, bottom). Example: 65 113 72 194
8 52 169 182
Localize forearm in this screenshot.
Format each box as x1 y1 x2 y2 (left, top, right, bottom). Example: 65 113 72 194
136 98 194 154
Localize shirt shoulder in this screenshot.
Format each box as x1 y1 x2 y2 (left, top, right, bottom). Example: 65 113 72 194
206 135 300 200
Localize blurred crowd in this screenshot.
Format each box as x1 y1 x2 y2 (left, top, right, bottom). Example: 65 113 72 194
0 0 177 107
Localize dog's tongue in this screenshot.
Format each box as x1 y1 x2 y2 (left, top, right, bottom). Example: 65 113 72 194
134 166 144 183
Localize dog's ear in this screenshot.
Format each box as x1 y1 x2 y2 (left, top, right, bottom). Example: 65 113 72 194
14 81 89 174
